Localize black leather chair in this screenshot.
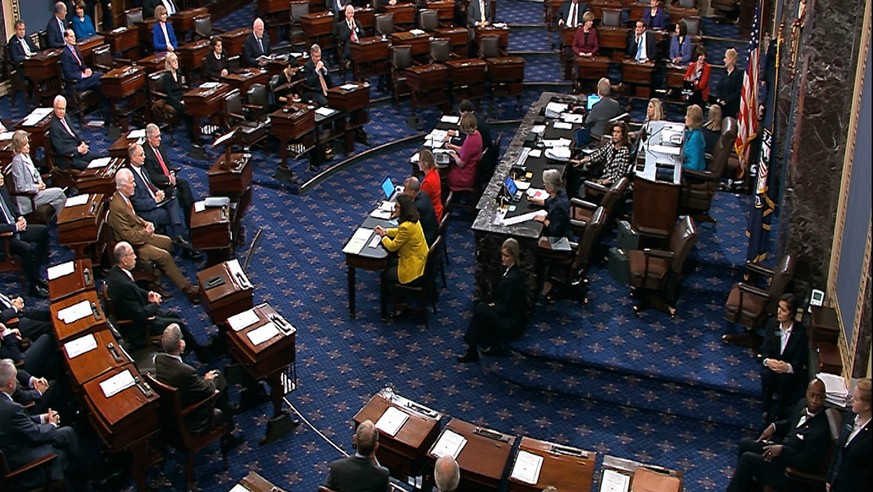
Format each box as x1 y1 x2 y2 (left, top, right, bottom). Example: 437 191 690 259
223 88 269 149
0 449 59 492
389 236 443 328
723 254 795 347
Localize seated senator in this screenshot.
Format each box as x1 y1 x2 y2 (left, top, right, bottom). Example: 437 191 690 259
669 20 693 66
9 131 66 219
583 78 623 143
827 378 872 492
203 36 229 80
49 95 100 171
153 5 178 52
70 1 96 40
570 121 632 196
702 103 722 154
445 113 483 192
457 238 527 362
683 104 706 171
374 194 429 317
0 173 50 298
572 12 599 57
529 169 573 240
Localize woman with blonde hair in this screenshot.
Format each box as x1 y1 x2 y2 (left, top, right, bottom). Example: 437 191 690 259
703 104 722 153
9 130 65 218
683 104 706 171
152 5 178 52
716 48 743 118
417 148 443 220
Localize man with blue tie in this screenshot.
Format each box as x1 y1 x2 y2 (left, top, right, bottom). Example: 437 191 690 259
242 18 272 67
0 174 50 299
627 20 657 63
45 2 69 48
60 29 103 92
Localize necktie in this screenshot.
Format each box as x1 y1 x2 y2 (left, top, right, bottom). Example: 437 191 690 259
318 69 328 96
636 37 644 61
257 37 264 54
70 46 83 67
136 167 158 196
480 0 486 22
350 22 357 42
165 0 177 15
61 117 77 138
21 37 33 56
152 146 170 177
0 292 10 307
568 4 576 28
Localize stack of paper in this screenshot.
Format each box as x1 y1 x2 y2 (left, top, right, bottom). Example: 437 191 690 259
227 309 260 332
65 194 90 207
375 407 409 436
440 115 460 124
87 157 112 169
545 147 571 161
56 300 93 324
817 372 850 406
343 228 373 255
510 450 544 485
64 334 98 359
431 430 467 459
247 322 279 345
47 261 76 280
544 102 569 118
99 370 136 398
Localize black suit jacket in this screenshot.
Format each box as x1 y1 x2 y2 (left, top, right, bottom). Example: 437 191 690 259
772 402 832 472
556 0 589 26
49 114 85 158
627 30 658 61
827 412 872 491
413 192 438 246
7 35 39 67
336 19 364 60
142 142 175 188
154 353 218 435
106 265 158 327
760 320 809 376
324 455 390 492
0 186 22 235
467 0 491 26
493 264 527 331
141 0 159 19
45 16 67 48
327 0 352 14
0 393 61 471
584 96 622 140
242 32 272 67
300 58 334 95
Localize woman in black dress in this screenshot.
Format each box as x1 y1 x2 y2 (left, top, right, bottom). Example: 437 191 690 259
203 36 229 80
716 48 743 118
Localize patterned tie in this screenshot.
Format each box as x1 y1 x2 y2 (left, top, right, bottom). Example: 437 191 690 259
61 117 77 138
257 37 264 54
70 46 83 67
350 21 357 42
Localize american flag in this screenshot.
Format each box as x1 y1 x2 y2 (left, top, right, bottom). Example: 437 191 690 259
734 0 763 179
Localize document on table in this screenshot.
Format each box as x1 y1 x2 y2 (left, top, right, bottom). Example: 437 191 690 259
531 124 546 135
528 149 543 158
22 108 52 126
343 227 374 255
87 157 112 168
57 300 93 324
247 322 280 345
440 115 460 124
510 450 544 485
339 83 358 90
431 429 467 459
315 106 337 117
199 82 219 89
0 132 14 141
64 333 98 359
545 102 569 118
552 121 573 130
226 259 252 289
375 406 409 436
47 261 76 280
543 137 572 148
65 194 90 207
127 129 146 139
227 309 260 332
100 369 136 398
502 210 546 226
561 112 585 123
599 469 630 492
526 188 548 201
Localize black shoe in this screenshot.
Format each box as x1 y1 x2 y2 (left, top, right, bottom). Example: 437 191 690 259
173 236 192 249
722 332 763 349
456 349 479 363
182 248 204 260
480 345 507 356
29 285 49 299
220 434 245 453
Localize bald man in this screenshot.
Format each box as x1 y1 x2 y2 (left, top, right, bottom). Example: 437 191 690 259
243 18 271 67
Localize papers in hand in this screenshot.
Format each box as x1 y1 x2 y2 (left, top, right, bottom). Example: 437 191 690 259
227 309 260 332
64 333 98 359
600 469 631 492
510 450 544 485
246 322 279 345
343 227 374 255
87 157 111 169
127 129 146 139
440 115 460 124
431 429 467 459
47 261 76 280
375 406 409 436
100 369 136 398
56 300 93 324
502 210 546 226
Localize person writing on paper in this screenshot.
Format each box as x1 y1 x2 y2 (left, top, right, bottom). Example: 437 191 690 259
529 169 572 240
0 173 50 298
457 238 527 362
570 122 631 195
827 378 872 492
682 104 706 171
417 149 443 220
324 420 390 491
374 195 429 319
445 113 483 192
9 131 65 219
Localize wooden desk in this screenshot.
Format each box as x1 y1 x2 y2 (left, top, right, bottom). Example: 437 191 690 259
507 437 596 492
355 7 376 34
391 31 431 57
77 36 106 63
177 38 211 76
219 28 252 58
426 0 455 23
77 157 125 196
350 37 390 80
343 216 391 318
632 175 680 239
271 103 316 170
62 329 129 384
101 65 148 131
384 4 415 27
196 260 254 325
135 19 158 55
476 26 510 49
327 82 369 112
47 259 97 302
446 58 487 100
57 193 107 262
101 26 140 54
108 133 141 159
435 27 469 57
224 303 296 421
427 418 516 491
621 59 655 97
599 26 630 59
15 108 53 152
600 455 683 492
220 67 269 94
575 55 610 83
50 290 108 342
354 390 442 480
190 204 232 264
208 152 253 211
171 7 209 35
406 63 449 113
137 51 169 74
302 11 336 48
22 49 62 106
183 82 230 143
235 472 288 492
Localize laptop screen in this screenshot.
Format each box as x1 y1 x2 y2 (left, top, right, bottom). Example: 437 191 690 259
381 176 395 200
586 94 602 111
504 175 519 197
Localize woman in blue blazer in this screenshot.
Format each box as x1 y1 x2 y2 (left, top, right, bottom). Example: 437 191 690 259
152 5 178 52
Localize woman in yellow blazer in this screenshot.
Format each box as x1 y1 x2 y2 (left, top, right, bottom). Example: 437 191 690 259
375 194 429 318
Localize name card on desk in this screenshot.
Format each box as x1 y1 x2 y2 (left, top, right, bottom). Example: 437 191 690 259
64 333 98 358
247 322 280 345
228 309 260 332
511 450 544 485
99 369 135 398
47 261 76 280
57 300 93 324
375 406 409 437
431 429 467 459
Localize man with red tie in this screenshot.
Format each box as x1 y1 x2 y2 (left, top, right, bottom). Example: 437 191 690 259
59 29 103 91
49 95 100 170
337 5 363 69
142 124 196 228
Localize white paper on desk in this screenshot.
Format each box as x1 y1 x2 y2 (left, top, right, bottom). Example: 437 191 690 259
226 259 251 289
545 102 569 118
440 115 460 124
0 131 14 140
510 450 544 485
127 129 146 139
493 22 508 28
193 200 206 213
409 29 426 36
227 309 260 332
247 322 280 345
528 149 543 158
548 236 572 251
22 108 52 126
64 333 98 359
515 181 531 191
599 469 630 492
65 194 90 207
502 210 546 226
545 147 572 161
370 208 392 219
228 485 249 492
315 107 337 117
552 121 573 130
99 369 136 398
561 112 585 123
57 300 92 324
427 129 449 141
649 144 681 156
526 188 548 201
199 82 219 89
543 138 572 148
87 157 111 169
375 406 409 436
339 83 358 90
343 227 373 255
47 261 76 280
431 429 467 459
531 125 546 135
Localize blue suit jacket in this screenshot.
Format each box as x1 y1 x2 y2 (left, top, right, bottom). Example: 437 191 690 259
45 16 67 48
59 45 88 82
152 22 178 52
0 393 59 470
7 35 39 67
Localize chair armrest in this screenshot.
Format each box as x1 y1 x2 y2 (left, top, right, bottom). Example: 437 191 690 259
569 219 589 230
180 390 221 418
784 466 826 485
241 103 261 111
226 111 247 121
0 231 13 238
636 226 669 240
683 168 718 182
583 180 608 193
5 453 58 479
738 283 769 299
642 248 674 260
4 317 20 328
151 90 169 99
744 261 775 278
570 197 597 210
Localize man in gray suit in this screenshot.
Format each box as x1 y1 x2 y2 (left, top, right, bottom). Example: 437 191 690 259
585 77 623 141
324 420 390 492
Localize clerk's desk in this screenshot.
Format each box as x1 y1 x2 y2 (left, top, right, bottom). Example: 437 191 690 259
47 259 97 302
353 389 443 480
50 290 108 342
632 120 684 240
427 418 516 491
342 216 393 319
196 259 254 326
56 193 108 263
507 437 596 492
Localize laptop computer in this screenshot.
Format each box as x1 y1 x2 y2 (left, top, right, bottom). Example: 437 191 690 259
503 175 523 202
381 176 401 201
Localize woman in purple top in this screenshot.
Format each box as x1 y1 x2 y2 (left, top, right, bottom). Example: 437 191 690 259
446 113 484 191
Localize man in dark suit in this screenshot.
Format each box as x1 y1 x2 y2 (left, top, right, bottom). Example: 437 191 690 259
0 292 52 339
45 2 69 48
300 44 334 106
142 124 196 227
467 0 491 28
584 77 623 141
154 324 243 450
726 378 832 492
0 174 49 298
556 0 589 28
403 177 438 246
49 95 100 170
7 20 39 85
0 359 84 489
827 378 871 492
60 29 103 91
324 419 390 492
627 19 657 63
760 294 809 422
242 18 272 67
337 5 364 67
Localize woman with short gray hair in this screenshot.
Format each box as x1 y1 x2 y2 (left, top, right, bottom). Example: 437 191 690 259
529 168 572 240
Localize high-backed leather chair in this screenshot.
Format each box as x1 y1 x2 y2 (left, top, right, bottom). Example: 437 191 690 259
125 7 144 26
571 176 630 237
2 43 32 111
628 215 698 318
602 9 623 27
376 13 395 36
429 38 454 64
388 236 443 328
680 122 736 222
290 1 310 48
390 45 413 102
0 448 59 492
543 206 608 304
147 70 179 143
723 254 795 345
419 9 439 31
223 88 269 148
